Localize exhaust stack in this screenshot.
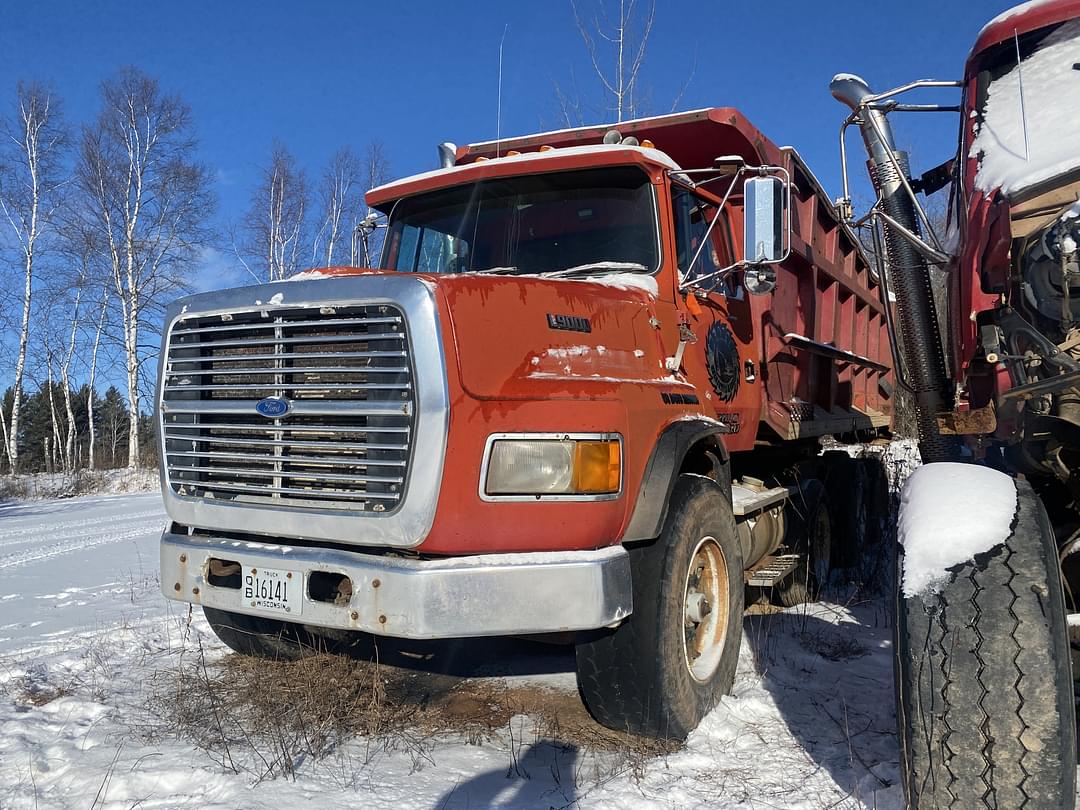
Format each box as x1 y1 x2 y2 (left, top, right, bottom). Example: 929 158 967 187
831 74 959 463
438 142 457 169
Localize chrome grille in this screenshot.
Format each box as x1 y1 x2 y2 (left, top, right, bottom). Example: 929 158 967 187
161 303 413 513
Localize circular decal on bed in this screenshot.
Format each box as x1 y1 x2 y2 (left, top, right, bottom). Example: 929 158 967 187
705 321 740 402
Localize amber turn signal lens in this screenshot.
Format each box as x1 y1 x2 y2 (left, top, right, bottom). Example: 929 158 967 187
572 441 621 494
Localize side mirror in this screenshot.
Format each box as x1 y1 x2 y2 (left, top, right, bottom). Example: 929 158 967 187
744 176 788 264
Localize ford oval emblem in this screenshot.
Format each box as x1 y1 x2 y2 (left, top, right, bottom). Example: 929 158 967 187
255 397 290 418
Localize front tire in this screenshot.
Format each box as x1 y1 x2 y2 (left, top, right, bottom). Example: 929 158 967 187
575 475 744 739
896 478 1076 808
203 606 314 660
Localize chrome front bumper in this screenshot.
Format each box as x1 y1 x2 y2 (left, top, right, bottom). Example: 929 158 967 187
161 531 633 639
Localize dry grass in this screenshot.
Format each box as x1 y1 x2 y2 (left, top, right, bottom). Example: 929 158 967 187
147 639 675 784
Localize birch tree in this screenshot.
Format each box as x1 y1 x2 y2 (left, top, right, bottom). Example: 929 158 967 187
0 83 67 473
78 67 213 469
313 146 361 267
572 0 655 123
85 289 108 471
59 219 111 471
353 141 391 265
244 143 308 280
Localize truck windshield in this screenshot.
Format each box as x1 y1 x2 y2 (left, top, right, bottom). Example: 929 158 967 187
971 19 1080 195
380 166 659 276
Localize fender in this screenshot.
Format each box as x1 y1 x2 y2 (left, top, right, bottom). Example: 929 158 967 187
622 419 732 542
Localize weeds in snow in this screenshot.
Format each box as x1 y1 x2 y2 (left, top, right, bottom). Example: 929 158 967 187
145 637 675 787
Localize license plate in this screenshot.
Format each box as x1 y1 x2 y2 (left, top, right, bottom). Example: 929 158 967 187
242 566 302 617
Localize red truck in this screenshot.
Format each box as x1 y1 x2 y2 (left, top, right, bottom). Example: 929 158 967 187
156 109 893 740
832 1 1080 806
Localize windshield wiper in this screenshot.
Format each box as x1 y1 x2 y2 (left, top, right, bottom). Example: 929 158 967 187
470 266 520 275
544 261 648 279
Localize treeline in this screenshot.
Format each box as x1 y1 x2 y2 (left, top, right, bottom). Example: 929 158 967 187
0 384 154 474
0 67 390 474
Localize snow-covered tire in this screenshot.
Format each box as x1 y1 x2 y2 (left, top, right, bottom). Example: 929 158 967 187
896 479 1076 808
575 475 744 739
203 606 313 661
776 481 832 607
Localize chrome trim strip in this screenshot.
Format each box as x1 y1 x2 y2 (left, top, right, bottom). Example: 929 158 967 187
477 431 624 503
168 331 406 350
170 315 402 335
161 400 412 417
161 531 632 639
156 275 449 549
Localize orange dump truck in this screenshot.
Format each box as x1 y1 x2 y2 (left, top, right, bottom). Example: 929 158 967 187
156 109 891 738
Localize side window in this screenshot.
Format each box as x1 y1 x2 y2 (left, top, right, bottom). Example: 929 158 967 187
390 224 420 271
671 186 722 291
416 229 451 274
387 224 468 274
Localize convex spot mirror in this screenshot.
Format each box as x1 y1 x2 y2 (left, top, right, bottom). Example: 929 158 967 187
744 175 789 266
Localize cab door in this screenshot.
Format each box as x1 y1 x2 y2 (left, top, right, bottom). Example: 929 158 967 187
670 184 759 451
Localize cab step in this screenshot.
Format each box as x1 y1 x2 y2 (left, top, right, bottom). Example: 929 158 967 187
745 553 801 587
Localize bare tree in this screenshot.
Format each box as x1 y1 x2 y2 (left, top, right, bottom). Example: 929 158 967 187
58 218 111 471
313 147 361 267
571 0 655 123
85 288 108 471
78 66 213 469
244 143 308 280
0 82 67 473
553 65 586 128
353 142 391 266
60 288 81 471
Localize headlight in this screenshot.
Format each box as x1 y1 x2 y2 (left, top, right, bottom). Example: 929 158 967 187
484 436 621 497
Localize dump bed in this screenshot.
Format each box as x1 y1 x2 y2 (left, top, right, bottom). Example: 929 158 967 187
465 110 894 443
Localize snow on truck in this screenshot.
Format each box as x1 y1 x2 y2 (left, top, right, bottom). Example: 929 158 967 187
831 0 1080 806
155 109 895 741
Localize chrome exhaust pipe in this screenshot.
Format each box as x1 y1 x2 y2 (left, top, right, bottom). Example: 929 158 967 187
831 73 959 463
437 142 457 169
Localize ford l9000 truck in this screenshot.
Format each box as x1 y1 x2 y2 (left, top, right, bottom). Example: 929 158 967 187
157 109 892 740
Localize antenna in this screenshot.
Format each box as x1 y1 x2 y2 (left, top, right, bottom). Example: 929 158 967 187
1015 28 1030 161
497 24 509 157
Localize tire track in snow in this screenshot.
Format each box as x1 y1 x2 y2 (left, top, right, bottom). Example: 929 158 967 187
0 509 162 548
0 518 163 571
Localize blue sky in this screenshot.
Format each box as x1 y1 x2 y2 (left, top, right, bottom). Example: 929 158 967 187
1 0 1016 287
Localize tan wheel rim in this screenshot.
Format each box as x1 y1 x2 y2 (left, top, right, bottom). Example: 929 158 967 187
682 535 730 682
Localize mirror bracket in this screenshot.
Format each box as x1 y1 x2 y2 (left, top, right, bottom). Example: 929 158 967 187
677 162 791 294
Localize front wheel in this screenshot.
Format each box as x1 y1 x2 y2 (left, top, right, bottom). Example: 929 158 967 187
203 606 314 660
896 474 1075 808
575 475 744 739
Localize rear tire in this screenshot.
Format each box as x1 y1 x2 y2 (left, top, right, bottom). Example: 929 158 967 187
896 478 1076 808
575 475 744 739
820 451 866 568
203 606 314 661
776 481 832 607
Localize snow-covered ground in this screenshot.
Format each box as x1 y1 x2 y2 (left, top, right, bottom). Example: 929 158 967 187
0 467 159 503
0 482 913 808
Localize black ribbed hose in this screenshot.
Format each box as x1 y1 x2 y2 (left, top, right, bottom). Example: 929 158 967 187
873 160 961 462
831 74 961 463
